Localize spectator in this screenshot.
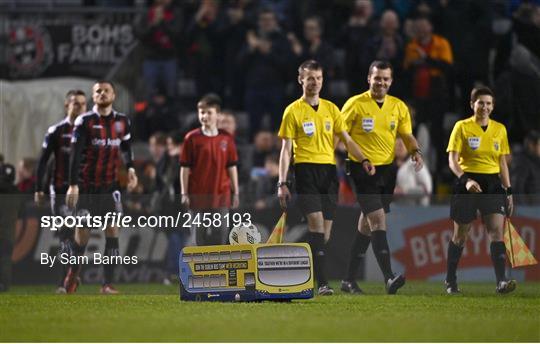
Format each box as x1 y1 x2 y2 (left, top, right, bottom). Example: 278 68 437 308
185 0 224 97
148 132 168 165
138 93 179 140
135 0 183 100
160 131 185 284
403 15 454 172
218 110 250 185
407 100 435 173
0 157 18 292
16 158 36 193
288 16 336 97
494 3 540 142
218 110 237 137
217 0 254 109
511 130 540 205
336 0 377 93
251 130 278 170
238 8 293 135
335 142 356 206
361 10 405 97
394 137 433 206
249 153 280 210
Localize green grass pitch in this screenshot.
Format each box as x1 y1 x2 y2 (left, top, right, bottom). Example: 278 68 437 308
1 282 539 342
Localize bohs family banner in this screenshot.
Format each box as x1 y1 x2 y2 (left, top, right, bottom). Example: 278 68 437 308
4 15 138 79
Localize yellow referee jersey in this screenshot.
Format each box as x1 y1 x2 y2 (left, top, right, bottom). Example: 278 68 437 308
278 98 345 164
342 91 412 165
447 116 510 174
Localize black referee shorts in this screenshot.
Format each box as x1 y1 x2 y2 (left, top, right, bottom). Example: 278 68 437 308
294 163 338 220
450 173 506 224
350 162 397 215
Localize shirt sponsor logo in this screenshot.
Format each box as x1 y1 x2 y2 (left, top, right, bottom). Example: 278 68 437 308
91 138 121 146
362 118 374 132
302 121 315 136
468 137 481 150
92 125 103 129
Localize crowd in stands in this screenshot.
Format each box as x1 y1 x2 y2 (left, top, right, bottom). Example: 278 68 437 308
3 0 540 206
129 0 540 204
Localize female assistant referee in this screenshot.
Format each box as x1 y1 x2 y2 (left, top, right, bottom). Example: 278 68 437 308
445 86 516 294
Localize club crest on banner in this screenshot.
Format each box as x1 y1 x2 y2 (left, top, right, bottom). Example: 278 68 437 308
468 137 481 150
7 24 54 78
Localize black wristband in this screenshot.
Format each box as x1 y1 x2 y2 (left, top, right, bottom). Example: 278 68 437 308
505 187 512 195
360 159 370 165
277 181 290 188
459 174 469 185
411 148 423 156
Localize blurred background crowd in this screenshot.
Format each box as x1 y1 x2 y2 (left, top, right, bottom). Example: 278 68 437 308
1 0 540 207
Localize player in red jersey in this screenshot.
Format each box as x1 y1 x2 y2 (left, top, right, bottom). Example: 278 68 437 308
180 94 239 245
66 81 138 294
35 89 87 293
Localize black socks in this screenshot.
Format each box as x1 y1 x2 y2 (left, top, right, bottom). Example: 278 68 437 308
446 240 464 284
346 232 371 281
490 241 507 283
103 237 120 285
308 232 327 286
371 230 394 281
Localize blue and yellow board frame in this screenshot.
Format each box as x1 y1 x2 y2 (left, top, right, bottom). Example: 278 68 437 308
179 243 314 301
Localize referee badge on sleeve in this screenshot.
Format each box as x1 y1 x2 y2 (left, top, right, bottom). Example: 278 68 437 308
468 137 481 150
325 120 331 132
303 121 315 136
493 141 500 151
362 118 374 132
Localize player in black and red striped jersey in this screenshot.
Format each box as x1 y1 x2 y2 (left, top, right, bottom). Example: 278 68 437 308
35 89 87 294
66 81 138 294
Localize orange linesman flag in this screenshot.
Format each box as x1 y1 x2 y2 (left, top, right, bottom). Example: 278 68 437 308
504 218 538 268
267 212 287 244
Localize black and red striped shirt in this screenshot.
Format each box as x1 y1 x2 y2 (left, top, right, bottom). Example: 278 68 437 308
36 117 74 194
69 106 133 191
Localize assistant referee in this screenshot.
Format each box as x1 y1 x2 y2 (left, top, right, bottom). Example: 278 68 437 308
445 86 515 294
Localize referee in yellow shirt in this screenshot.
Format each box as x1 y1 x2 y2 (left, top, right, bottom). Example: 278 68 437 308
277 60 374 296
446 86 516 294
341 61 424 295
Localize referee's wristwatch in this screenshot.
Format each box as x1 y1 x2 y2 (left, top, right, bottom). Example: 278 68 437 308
277 181 290 188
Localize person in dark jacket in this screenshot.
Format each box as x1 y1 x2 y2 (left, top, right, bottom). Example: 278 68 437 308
511 130 540 205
